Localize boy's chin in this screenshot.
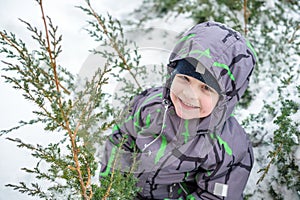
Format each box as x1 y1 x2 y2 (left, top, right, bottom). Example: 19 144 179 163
174 106 211 120
175 109 201 120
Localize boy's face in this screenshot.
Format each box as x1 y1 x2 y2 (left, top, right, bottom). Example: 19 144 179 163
170 74 219 119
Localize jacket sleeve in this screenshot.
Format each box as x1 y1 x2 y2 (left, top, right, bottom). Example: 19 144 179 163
179 141 254 200
99 93 144 178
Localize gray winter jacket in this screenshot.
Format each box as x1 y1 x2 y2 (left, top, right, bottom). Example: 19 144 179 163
100 21 257 200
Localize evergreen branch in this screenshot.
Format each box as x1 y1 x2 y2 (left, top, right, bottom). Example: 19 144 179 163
0 31 25 57
23 16 70 94
1 0 145 199
288 25 300 43
46 16 63 59
67 134 89 200
5 182 48 199
0 29 70 95
1 73 67 130
84 0 142 90
38 0 66 122
6 137 37 150
6 137 63 164
37 1 90 199
21 164 54 182
102 137 126 200
0 119 40 136
1 58 58 110
256 143 283 185
6 137 80 193
75 64 111 133
71 66 112 199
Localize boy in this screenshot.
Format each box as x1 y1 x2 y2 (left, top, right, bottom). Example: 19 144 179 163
100 21 257 199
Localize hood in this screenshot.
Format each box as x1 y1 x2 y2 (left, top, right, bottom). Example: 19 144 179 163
165 21 257 132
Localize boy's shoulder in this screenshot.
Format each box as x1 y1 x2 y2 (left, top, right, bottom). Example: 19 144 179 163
219 116 253 155
131 87 164 107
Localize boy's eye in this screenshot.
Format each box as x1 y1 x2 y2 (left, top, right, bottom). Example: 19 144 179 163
203 85 211 91
202 85 214 93
179 75 190 82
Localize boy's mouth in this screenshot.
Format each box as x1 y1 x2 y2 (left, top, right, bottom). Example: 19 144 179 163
178 97 200 109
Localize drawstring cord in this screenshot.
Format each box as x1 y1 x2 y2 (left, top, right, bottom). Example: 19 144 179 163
141 99 171 153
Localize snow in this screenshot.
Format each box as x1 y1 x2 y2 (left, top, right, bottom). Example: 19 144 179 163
265 0 276 9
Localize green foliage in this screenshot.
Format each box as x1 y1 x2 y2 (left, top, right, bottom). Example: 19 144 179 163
269 185 284 200
238 88 254 109
243 71 299 198
133 0 243 31
79 1 145 109
92 171 141 200
270 84 300 192
0 0 143 199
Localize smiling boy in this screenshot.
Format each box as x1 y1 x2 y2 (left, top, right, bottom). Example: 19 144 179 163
170 58 220 119
100 21 257 199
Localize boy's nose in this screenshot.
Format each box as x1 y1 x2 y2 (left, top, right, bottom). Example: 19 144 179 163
183 85 199 100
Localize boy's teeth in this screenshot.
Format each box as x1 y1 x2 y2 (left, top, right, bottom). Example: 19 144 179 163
184 102 193 107
181 99 198 108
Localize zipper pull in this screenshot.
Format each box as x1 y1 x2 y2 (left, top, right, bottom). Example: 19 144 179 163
163 99 171 108
168 183 177 198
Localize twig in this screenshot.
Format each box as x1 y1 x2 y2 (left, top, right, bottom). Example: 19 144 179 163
0 31 25 56
0 30 70 95
38 1 89 199
74 65 109 136
288 25 300 43
256 143 283 185
102 138 126 199
1 74 67 130
244 0 248 36
86 1 142 90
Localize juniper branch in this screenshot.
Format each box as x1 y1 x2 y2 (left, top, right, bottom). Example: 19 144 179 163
38 0 66 125
37 1 90 199
83 0 142 90
5 182 48 199
1 0 142 199
256 143 283 185
102 137 126 200
73 64 111 136
0 29 70 95
0 73 67 130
